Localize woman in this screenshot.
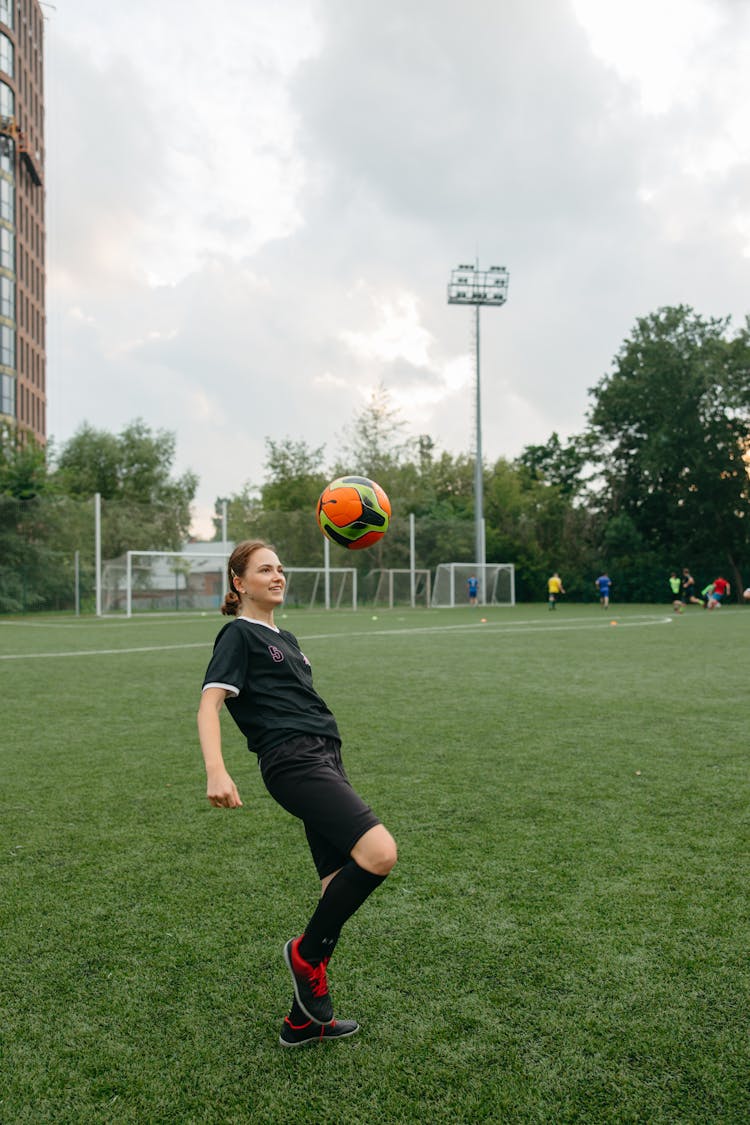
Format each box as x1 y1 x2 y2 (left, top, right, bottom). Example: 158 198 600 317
197 540 397 1048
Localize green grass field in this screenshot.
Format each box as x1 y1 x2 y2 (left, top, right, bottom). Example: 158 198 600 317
1 603 748 1124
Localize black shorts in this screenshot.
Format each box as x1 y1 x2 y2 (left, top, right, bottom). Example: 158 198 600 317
258 734 381 879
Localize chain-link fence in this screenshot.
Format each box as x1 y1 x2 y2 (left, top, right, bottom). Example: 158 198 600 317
0 494 201 613
1 494 745 614
0 497 492 614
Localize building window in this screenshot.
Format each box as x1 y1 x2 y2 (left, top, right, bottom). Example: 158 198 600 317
0 78 12 118
0 176 12 222
0 132 12 174
0 0 13 32
0 321 13 366
0 224 13 270
0 31 12 77
0 273 12 318
0 371 13 415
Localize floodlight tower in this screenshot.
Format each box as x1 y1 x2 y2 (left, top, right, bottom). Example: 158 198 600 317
447 262 509 596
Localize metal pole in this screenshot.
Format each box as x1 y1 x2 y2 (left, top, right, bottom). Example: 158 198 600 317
74 550 80 616
409 512 416 608
474 305 485 598
221 498 229 592
480 518 487 606
324 536 331 610
94 493 102 617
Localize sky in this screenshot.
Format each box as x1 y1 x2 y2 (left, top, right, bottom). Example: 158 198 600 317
44 0 750 537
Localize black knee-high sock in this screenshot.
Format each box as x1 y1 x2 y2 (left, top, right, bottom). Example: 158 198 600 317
298 860 386 964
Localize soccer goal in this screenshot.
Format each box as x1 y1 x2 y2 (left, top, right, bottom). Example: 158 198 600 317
431 562 515 607
283 567 358 610
102 550 229 615
370 568 431 608
102 552 358 615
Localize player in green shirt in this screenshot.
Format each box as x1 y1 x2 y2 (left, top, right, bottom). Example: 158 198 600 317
669 572 684 613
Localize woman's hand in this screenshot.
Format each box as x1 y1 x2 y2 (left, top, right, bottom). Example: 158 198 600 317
206 769 243 809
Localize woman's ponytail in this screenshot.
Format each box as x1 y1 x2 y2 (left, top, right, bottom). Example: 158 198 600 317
220 589 241 616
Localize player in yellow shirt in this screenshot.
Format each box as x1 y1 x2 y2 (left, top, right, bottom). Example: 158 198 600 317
547 572 565 610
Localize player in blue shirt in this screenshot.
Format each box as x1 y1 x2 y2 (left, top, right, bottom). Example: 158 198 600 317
595 572 612 608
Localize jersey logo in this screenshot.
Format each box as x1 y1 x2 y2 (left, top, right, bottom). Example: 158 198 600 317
268 645 285 663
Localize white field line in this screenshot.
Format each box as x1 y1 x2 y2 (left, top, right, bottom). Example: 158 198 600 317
301 616 673 643
0 642 212 660
0 615 210 629
0 615 672 661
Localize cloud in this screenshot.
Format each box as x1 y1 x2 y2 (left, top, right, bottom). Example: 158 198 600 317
45 0 750 539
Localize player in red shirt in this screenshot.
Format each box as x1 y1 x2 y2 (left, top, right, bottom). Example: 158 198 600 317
708 576 731 608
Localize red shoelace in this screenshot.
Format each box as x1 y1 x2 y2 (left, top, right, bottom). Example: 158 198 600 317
307 957 330 997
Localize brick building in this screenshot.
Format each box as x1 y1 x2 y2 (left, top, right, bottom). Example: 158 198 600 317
0 0 45 442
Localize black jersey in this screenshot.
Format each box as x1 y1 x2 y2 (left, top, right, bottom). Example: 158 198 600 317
202 617 340 756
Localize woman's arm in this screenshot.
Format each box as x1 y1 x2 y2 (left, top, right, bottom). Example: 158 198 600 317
197 687 243 808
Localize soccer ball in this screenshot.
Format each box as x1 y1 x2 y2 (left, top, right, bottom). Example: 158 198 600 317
744 588 750 602
316 475 391 550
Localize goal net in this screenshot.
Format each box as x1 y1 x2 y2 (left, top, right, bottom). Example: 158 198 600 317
283 567 357 610
370 569 431 608
102 550 228 615
101 552 358 615
431 563 515 607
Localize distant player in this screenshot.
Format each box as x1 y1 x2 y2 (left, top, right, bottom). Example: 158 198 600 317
681 569 703 606
595 572 612 608
467 574 478 606
669 572 684 613
547 572 565 610
707 575 731 609
198 540 397 1047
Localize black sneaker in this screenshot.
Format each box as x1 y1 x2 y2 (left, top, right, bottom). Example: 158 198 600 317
283 937 334 1025
279 1016 359 1048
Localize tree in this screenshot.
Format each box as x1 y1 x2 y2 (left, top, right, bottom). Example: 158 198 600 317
55 419 197 505
484 456 597 601
516 431 590 500
333 383 409 483
260 437 327 511
586 306 750 595
53 419 198 556
212 485 262 543
0 425 89 612
0 422 49 499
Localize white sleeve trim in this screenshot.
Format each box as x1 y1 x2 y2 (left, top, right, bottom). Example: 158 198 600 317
202 681 240 697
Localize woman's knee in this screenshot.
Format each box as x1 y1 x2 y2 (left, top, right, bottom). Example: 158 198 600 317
352 825 398 876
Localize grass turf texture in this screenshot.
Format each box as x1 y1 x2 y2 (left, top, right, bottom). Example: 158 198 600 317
1 605 748 1124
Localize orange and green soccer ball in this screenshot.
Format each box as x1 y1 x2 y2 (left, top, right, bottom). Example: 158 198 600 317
316 476 391 550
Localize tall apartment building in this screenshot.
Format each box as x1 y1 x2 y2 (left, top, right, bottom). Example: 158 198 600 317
0 0 45 443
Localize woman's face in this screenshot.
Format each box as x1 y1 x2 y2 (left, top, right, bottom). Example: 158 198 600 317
236 548 286 610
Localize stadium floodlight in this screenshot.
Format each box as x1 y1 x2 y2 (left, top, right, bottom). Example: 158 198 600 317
447 261 509 601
